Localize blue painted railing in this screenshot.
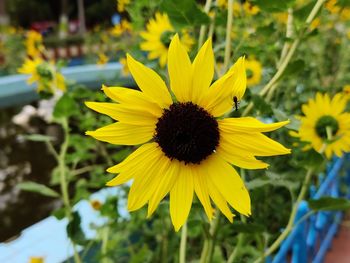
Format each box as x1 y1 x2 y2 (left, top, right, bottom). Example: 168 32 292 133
0 63 133 108
269 154 350 263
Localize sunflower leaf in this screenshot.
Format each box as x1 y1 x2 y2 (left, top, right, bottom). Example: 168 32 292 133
160 0 210 28
308 197 350 211
17 181 60 198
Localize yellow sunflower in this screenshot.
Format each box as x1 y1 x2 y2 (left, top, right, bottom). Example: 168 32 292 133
85 35 290 231
25 30 45 58
18 58 66 93
97 53 109 66
297 92 350 159
343 85 350 100
140 13 193 67
245 58 262 86
117 0 130 12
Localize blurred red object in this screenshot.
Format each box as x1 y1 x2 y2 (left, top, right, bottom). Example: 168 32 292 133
30 21 56 35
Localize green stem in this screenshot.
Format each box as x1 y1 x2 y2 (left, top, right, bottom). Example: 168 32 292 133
199 212 221 263
223 0 234 71
252 168 314 263
227 233 244 263
101 225 110 263
242 0 326 116
198 0 213 50
58 118 82 263
179 222 187 263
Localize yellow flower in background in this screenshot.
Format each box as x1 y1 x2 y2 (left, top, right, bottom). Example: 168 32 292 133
217 1 259 16
340 8 350 21
117 0 130 12
275 12 288 24
325 0 341 14
310 18 321 31
140 13 193 67
18 58 66 93
97 53 109 65
110 20 132 37
90 200 102 210
25 30 45 58
245 58 262 86
29 257 44 263
243 2 260 15
297 93 350 159
119 57 130 76
85 35 290 231
344 85 350 100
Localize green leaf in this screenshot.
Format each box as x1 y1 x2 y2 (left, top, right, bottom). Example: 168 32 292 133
230 221 266 233
24 134 54 142
283 59 305 76
160 0 210 28
308 197 350 211
67 211 87 245
53 93 78 119
17 181 60 198
246 177 299 190
250 94 273 115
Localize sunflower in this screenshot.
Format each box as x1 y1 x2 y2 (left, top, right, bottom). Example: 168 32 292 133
344 85 350 100
85 35 290 231
117 0 130 12
18 57 66 93
296 92 350 159
25 30 45 58
245 58 262 86
140 13 193 67
97 53 109 66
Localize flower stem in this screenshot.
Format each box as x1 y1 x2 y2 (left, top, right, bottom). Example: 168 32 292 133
179 222 187 263
58 118 82 263
199 211 221 263
198 0 213 50
242 0 326 116
223 0 234 72
252 168 314 263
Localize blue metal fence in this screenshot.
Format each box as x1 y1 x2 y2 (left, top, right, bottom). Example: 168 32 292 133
269 154 350 263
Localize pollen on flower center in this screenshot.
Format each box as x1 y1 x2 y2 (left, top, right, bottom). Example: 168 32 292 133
155 102 220 164
315 115 339 139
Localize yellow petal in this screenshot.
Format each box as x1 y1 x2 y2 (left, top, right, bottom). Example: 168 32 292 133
206 177 234 223
102 86 163 116
230 56 247 101
128 151 170 211
147 160 180 217
216 144 269 169
191 38 214 104
107 143 159 173
218 118 289 133
193 166 214 220
167 34 192 102
86 122 154 146
220 131 291 157
85 101 159 125
199 56 246 117
203 153 251 216
126 54 172 108
106 171 133 186
170 163 194 231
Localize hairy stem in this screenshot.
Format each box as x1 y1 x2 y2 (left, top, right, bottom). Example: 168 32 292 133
223 0 234 71
198 0 213 49
179 222 187 263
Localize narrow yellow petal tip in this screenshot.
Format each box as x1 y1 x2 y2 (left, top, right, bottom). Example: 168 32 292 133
101 84 108 90
85 131 93 136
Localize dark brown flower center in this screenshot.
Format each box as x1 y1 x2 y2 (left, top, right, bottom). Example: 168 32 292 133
154 102 219 164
